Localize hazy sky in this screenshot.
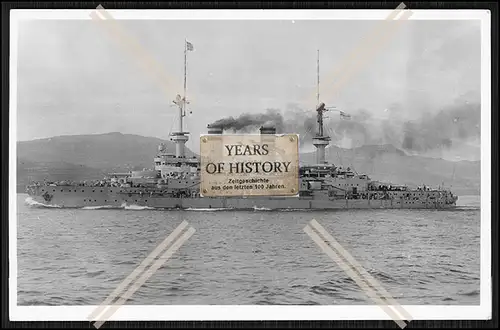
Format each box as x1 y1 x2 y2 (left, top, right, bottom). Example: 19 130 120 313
16 18 481 155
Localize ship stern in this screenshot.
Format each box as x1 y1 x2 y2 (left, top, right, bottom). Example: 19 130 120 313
445 190 459 207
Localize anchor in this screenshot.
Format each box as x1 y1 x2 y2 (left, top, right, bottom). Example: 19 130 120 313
42 191 53 202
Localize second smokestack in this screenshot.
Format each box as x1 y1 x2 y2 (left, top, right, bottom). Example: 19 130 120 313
259 125 276 135
207 124 223 135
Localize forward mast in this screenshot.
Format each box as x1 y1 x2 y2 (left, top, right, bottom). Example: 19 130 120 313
170 39 193 159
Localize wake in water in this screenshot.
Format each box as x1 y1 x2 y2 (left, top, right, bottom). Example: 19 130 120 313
185 208 235 211
82 202 156 210
24 197 63 209
121 202 155 210
24 197 157 211
81 202 156 210
455 206 481 211
81 205 120 210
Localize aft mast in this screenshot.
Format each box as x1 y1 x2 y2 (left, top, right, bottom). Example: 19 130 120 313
312 49 331 164
317 49 320 107
171 39 194 159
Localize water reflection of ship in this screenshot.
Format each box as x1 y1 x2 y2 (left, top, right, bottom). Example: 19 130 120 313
25 44 458 209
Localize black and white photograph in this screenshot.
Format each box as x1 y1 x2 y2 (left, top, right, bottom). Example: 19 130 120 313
8 5 492 325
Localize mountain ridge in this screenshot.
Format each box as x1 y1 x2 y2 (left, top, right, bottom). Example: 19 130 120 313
16 132 480 196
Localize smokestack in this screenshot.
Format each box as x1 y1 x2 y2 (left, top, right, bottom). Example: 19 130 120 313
204 124 224 161
207 124 223 135
259 125 277 157
259 125 276 135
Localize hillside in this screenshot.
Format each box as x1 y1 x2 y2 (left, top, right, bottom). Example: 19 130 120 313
17 158 107 192
16 133 480 196
17 132 197 169
300 144 479 196
16 132 197 192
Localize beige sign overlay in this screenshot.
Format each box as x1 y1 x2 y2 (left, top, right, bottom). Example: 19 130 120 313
304 219 413 329
200 134 299 197
87 221 196 329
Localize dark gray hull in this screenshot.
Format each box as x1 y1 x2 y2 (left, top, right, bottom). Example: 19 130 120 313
26 186 458 210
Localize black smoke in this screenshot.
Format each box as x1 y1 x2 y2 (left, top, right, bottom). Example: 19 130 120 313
208 107 318 147
209 108 285 133
400 102 480 152
209 99 481 155
324 100 480 153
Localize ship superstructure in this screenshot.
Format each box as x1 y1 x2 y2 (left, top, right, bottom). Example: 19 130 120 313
25 44 458 209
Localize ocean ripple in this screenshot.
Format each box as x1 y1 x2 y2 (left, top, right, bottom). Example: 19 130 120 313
16 194 481 306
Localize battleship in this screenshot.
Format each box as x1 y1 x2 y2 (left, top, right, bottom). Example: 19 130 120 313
25 45 458 210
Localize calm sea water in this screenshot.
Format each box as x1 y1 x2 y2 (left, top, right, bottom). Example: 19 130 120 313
16 193 481 306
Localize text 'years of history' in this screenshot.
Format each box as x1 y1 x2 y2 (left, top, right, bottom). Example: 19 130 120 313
200 134 299 197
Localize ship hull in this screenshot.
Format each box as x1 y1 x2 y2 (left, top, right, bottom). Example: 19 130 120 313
25 186 458 210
